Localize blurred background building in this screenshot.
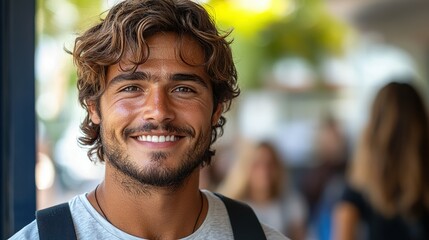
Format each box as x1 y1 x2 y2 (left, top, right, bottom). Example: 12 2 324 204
2 0 429 238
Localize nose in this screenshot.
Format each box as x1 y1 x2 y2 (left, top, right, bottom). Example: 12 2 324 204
143 87 175 124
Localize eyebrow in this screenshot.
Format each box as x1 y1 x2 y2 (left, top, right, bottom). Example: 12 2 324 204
109 72 148 86
108 71 209 89
172 73 208 88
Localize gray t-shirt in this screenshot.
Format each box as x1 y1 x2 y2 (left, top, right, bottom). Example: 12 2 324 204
10 190 288 239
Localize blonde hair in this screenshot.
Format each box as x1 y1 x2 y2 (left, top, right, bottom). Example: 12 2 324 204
218 141 285 201
350 81 429 217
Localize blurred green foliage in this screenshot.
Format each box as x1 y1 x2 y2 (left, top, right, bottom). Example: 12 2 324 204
37 0 103 37
206 0 349 88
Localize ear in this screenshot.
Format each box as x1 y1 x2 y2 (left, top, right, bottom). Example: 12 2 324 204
87 100 101 124
212 103 223 126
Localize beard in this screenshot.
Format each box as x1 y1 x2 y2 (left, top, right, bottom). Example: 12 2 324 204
100 122 212 191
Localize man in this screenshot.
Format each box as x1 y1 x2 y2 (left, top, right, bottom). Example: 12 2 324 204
11 0 288 239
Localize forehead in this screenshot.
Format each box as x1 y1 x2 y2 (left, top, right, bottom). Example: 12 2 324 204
106 32 209 82
144 32 205 64
113 32 206 69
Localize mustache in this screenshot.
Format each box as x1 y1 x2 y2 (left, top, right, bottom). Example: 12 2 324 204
123 122 195 138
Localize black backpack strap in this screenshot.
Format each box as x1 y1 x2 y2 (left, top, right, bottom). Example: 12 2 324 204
215 193 267 240
36 202 77 240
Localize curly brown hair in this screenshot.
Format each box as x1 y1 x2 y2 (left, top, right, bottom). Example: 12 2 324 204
71 0 239 164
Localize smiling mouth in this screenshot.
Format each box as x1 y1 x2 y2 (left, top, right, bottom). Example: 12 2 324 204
135 135 181 143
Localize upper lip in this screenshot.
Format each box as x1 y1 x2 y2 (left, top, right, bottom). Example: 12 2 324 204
129 131 185 138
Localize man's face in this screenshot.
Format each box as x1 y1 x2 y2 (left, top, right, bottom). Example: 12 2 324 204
89 32 222 189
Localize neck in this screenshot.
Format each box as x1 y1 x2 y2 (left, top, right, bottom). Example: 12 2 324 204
88 164 207 239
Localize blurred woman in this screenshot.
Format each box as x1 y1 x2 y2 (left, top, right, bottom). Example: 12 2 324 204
219 141 307 240
334 81 429 240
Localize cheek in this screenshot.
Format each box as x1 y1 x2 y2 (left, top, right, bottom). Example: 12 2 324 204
179 101 214 126
99 99 140 132
111 101 138 118
178 111 212 135
106 97 143 116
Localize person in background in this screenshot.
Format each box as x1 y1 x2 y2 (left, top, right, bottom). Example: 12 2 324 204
301 115 349 240
334 81 429 240
219 141 307 240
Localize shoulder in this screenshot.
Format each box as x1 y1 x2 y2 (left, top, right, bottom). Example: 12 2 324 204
8 220 39 240
8 194 86 240
188 191 234 239
262 223 290 240
340 184 369 214
203 191 289 240
201 190 233 228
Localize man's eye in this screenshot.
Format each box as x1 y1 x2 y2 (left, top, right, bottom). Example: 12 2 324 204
122 86 140 92
174 87 194 93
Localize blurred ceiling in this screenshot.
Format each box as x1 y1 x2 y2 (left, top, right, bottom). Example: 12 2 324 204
327 0 429 83
327 0 429 43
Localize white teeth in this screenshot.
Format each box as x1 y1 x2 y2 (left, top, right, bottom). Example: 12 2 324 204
136 135 177 143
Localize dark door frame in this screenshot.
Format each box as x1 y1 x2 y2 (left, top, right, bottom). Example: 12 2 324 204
1 0 36 238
